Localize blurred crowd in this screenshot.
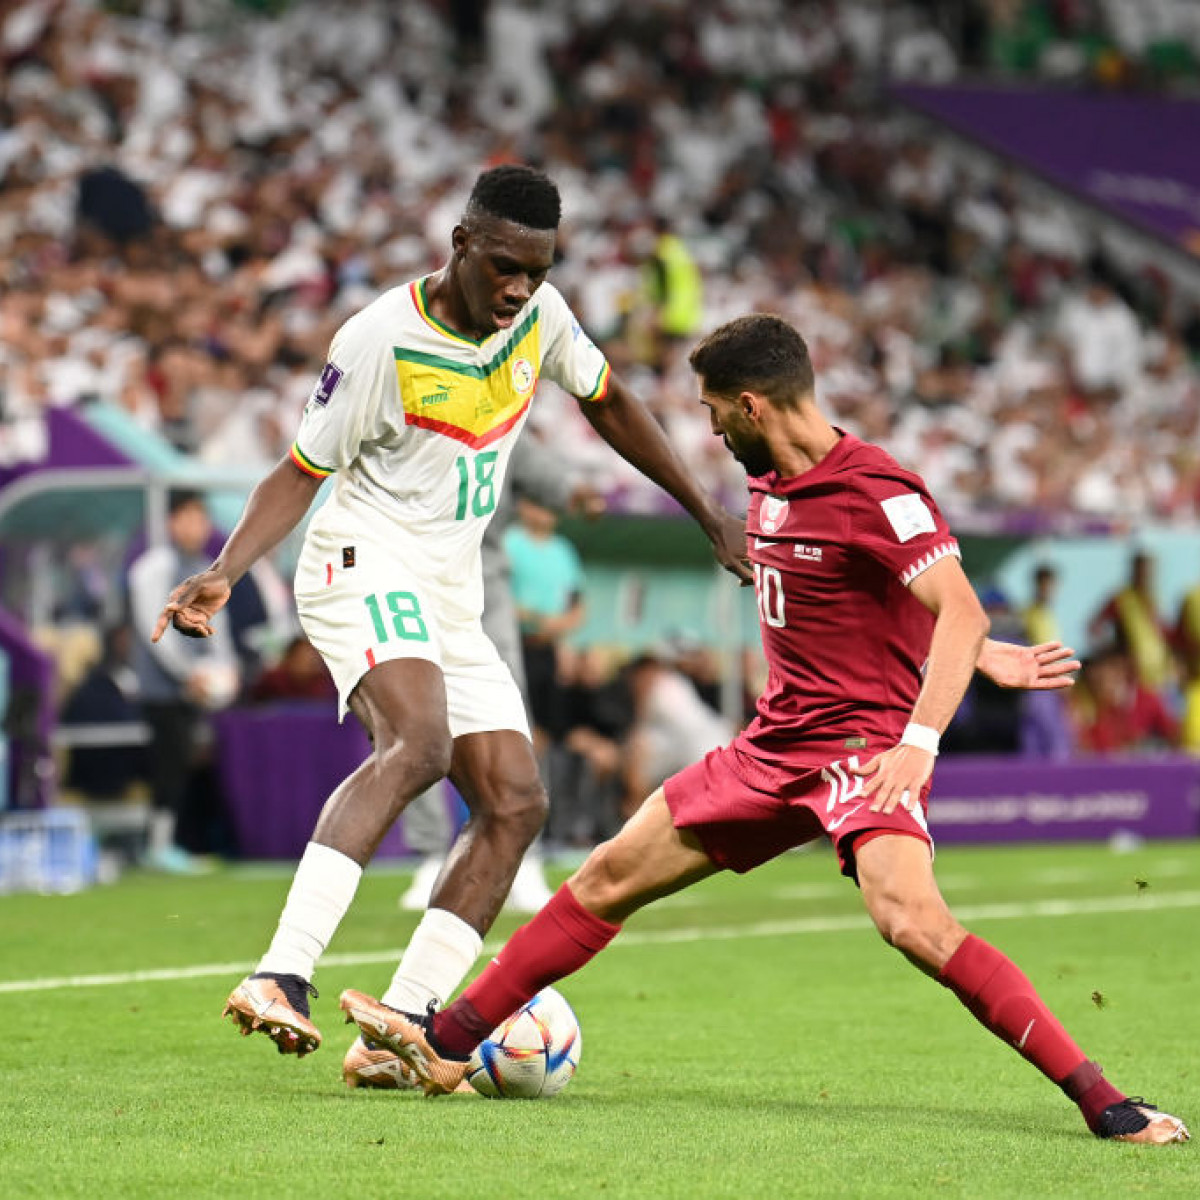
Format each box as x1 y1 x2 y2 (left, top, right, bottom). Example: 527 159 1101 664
953 549 1200 764
6 0 1200 857
52 496 1200 863
3 0 1200 526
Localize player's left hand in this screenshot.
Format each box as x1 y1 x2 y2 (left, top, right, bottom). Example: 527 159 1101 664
978 640 1080 690
848 745 934 815
707 509 753 585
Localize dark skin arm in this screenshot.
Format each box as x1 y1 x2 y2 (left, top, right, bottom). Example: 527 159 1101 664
579 374 751 583
152 457 324 641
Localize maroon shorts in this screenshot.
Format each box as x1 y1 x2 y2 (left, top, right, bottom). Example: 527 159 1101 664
662 740 933 881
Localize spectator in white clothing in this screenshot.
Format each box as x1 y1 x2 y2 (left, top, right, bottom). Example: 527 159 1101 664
621 647 734 820
1057 277 1143 399
127 490 239 871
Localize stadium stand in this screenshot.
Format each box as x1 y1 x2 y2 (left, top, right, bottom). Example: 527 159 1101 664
3 0 1200 863
3 0 1200 533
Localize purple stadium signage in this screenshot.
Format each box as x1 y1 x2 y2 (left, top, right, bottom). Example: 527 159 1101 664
892 83 1200 256
211 707 1200 856
929 756 1200 844
214 707 411 859
0 407 131 492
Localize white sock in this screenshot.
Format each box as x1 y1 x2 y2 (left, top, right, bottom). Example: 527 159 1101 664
382 907 483 1013
148 810 175 855
257 842 363 982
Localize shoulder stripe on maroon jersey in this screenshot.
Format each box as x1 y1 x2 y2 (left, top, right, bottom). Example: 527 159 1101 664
899 540 961 586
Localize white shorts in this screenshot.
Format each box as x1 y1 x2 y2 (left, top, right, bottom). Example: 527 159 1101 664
294 529 530 739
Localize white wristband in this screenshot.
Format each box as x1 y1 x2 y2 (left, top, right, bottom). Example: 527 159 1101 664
900 722 940 756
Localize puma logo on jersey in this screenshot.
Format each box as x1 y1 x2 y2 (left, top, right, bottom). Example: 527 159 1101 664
421 387 451 406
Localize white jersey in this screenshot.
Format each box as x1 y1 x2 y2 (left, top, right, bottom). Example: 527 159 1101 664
289 276 609 616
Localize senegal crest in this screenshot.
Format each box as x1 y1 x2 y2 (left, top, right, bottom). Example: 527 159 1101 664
511 357 535 395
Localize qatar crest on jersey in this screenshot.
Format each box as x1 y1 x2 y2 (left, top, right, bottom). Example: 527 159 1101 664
759 495 789 535
511 357 535 395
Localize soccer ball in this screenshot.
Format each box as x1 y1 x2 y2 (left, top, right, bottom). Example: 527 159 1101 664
465 987 582 1099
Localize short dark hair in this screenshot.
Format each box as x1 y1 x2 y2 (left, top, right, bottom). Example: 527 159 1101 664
167 488 205 516
688 314 814 409
465 164 561 231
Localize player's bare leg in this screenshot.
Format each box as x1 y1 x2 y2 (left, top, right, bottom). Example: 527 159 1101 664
225 660 453 1054
340 788 719 1093
432 731 550 931
314 661 454 861
856 833 1188 1144
853 831 967 975
339 729 547 1087
561 788 719 921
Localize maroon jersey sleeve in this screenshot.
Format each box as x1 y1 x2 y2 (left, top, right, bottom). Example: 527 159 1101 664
846 470 960 586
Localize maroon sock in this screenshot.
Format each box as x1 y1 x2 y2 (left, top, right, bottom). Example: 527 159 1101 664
431 883 620 1059
1059 1060 1129 1134
938 934 1124 1129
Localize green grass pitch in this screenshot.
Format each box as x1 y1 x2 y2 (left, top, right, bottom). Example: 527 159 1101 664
1 840 1196 1198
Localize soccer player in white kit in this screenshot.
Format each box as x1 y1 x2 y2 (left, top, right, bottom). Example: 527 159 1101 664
153 166 750 1078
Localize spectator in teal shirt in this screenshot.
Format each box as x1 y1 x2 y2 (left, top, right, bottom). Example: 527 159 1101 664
505 498 587 759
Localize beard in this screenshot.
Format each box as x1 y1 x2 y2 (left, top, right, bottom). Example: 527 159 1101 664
725 433 774 477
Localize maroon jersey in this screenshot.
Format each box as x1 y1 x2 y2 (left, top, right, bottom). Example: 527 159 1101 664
737 431 959 765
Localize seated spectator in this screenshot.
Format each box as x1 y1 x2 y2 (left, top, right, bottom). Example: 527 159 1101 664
552 646 634 847
659 629 723 712
942 587 1025 754
622 647 734 818
127 489 239 871
60 624 147 800
1070 644 1179 755
249 635 338 705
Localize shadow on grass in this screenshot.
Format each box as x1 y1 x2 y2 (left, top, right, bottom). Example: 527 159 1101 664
315 1083 1085 1143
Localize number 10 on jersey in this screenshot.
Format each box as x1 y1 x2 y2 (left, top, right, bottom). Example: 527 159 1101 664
754 563 786 628
455 451 499 519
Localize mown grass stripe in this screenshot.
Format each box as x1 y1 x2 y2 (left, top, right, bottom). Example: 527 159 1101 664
2 890 1197 996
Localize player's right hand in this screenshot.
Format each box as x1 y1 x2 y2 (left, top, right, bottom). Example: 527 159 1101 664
708 508 753 585
848 744 935 815
151 569 233 642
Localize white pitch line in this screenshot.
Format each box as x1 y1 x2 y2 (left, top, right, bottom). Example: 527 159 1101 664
1 890 1198 997
771 883 846 901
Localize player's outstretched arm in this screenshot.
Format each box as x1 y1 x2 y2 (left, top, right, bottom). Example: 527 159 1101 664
152 456 324 642
577 375 752 583
975 639 1080 691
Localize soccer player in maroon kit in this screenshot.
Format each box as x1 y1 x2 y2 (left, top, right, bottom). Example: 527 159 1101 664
341 315 1188 1143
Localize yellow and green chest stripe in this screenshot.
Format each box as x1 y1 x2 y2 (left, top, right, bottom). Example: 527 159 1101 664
394 309 543 450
